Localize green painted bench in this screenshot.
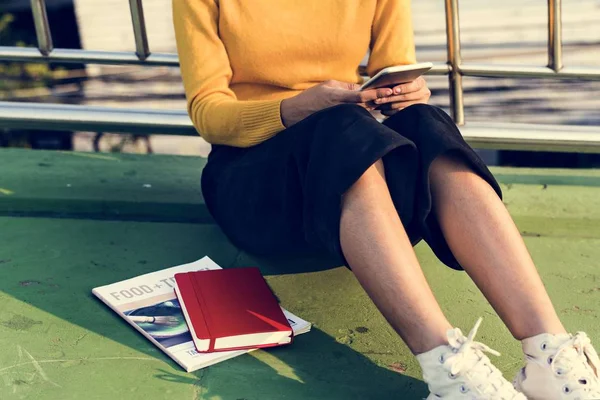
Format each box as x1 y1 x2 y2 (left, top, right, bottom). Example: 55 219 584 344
1 148 599 400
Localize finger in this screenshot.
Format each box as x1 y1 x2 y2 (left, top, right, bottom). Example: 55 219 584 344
391 76 426 95
337 87 393 103
366 92 392 108
356 87 393 103
371 87 395 100
374 87 430 105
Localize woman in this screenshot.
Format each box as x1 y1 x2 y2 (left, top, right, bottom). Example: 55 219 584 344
172 1 600 398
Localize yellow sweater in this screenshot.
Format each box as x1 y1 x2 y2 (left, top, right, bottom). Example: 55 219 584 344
173 0 416 147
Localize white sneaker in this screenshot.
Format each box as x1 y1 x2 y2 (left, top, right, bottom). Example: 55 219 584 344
514 331 600 399
417 318 526 399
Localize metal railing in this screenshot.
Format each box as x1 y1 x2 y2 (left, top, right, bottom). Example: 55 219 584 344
444 0 600 126
0 0 599 152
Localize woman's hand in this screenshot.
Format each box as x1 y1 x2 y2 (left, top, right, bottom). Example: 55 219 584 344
372 76 431 117
280 80 393 127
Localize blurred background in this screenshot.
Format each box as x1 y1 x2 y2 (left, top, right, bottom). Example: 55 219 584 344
0 0 599 167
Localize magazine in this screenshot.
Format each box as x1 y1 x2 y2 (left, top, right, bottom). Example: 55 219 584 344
92 256 311 372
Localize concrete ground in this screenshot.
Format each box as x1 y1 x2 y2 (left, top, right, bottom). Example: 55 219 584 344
0 148 599 400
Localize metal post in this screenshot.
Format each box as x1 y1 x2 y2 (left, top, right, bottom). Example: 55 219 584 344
129 0 151 61
2 101 600 153
460 64 600 80
548 0 563 72
444 0 465 125
0 46 179 66
30 0 53 56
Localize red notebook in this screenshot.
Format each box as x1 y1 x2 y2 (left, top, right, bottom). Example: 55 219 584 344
174 267 293 353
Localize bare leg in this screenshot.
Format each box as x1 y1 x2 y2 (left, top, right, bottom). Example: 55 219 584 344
340 160 452 354
429 155 566 339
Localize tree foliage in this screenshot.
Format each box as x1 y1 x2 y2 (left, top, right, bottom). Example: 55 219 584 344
0 12 63 93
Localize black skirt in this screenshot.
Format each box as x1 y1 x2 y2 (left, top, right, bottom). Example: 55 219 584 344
201 104 501 270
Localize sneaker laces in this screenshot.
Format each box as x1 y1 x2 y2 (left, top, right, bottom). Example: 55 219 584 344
442 318 526 399
550 332 600 397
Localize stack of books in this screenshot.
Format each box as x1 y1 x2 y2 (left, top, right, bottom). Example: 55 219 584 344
92 257 311 372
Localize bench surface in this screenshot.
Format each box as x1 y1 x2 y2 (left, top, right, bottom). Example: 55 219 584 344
1 148 599 400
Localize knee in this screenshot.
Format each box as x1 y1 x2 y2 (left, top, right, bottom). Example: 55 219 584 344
385 104 446 130
343 159 386 198
430 152 472 179
307 104 377 144
319 104 372 123
384 104 461 145
360 159 386 182
390 103 443 120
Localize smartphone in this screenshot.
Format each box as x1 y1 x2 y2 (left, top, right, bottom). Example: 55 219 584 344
359 62 433 91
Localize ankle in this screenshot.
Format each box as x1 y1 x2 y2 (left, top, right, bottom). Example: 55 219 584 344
514 322 567 341
410 326 452 355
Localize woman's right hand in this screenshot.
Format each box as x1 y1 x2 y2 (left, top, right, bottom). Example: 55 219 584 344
280 80 393 127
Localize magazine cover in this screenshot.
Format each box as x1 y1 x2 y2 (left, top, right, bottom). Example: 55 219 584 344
92 257 311 372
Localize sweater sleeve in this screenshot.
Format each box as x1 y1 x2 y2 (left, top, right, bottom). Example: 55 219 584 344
172 0 286 147
366 0 417 77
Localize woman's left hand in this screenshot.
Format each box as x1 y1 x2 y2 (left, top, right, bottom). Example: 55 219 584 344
371 76 431 116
